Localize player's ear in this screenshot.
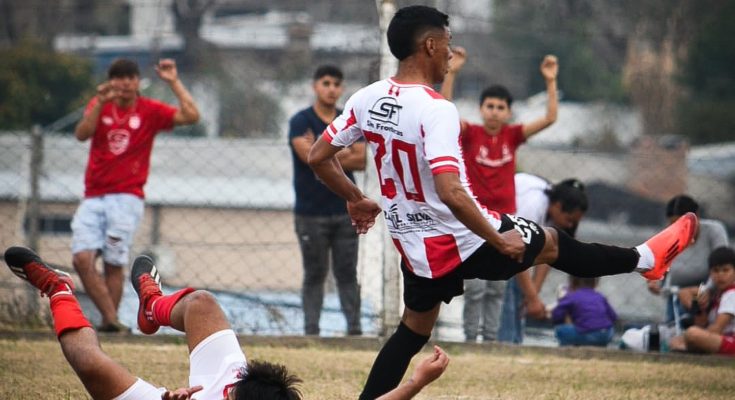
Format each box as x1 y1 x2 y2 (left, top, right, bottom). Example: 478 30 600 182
424 35 437 57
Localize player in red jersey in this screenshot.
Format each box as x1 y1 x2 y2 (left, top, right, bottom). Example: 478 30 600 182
307 5 697 398
4 246 449 400
71 58 199 332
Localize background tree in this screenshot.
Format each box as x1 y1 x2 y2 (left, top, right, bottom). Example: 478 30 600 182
493 0 628 103
0 41 93 129
676 0 735 144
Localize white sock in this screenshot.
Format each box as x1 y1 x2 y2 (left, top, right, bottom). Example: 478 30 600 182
634 244 654 272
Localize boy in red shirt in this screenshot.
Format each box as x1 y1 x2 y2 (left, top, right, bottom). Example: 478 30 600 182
71 58 199 332
669 246 735 356
441 47 559 342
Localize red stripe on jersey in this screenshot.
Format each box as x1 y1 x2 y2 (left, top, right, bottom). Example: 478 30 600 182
423 88 445 100
321 130 334 143
392 238 413 272
424 234 462 277
429 156 458 165
327 122 337 135
342 109 357 131
431 165 459 175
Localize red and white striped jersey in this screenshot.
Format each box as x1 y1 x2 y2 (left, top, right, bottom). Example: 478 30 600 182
322 78 502 278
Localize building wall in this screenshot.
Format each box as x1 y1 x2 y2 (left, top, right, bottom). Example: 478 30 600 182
0 201 303 294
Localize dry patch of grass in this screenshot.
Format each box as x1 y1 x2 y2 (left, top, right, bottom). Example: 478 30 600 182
1 336 733 399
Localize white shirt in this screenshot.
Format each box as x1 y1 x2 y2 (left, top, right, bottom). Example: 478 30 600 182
710 288 735 336
514 173 551 225
324 78 502 278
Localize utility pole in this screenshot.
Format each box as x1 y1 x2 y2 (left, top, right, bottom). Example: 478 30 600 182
27 125 43 252
368 0 401 336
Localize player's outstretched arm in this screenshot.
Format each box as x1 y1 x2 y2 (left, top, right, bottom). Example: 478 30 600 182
309 136 380 234
156 59 200 126
439 47 466 101
376 346 450 400
522 54 558 138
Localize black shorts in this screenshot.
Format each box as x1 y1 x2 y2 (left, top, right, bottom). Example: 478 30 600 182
401 214 547 312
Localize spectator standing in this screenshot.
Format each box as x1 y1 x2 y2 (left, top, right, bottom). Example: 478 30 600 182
71 58 199 332
288 65 366 336
441 48 559 343
647 195 729 328
552 276 617 347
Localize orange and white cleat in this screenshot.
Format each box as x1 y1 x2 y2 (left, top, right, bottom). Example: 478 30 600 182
640 212 698 280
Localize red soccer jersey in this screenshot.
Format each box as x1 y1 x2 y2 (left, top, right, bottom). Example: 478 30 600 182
82 97 177 198
460 123 525 214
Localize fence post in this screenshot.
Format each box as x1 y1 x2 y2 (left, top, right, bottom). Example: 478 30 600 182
373 0 401 336
27 124 43 251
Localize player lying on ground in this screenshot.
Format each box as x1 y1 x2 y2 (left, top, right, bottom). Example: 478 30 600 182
306 5 698 399
4 246 449 400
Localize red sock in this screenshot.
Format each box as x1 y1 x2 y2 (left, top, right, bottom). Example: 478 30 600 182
49 294 92 338
151 288 195 327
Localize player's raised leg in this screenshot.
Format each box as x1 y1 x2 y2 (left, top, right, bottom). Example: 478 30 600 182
130 255 231 351
532 212 698 280
4 247 142 399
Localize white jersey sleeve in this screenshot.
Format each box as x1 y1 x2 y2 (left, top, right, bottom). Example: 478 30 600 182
422 100 462 175
322 90 363 147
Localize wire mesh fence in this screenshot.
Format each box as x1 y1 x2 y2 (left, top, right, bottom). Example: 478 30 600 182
1 121 733 341
1 0 734 344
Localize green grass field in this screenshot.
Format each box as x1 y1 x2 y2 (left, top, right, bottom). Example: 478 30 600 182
1 333 733 399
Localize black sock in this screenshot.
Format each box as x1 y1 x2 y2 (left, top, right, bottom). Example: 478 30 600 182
359 321 429 399
550 228 639 277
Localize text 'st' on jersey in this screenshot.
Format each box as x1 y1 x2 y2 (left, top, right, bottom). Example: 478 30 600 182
322 78 502 279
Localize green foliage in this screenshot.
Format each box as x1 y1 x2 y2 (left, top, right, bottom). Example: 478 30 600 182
494 0 628 103
677 1 735 143
677 99 735 145
0 42 93 129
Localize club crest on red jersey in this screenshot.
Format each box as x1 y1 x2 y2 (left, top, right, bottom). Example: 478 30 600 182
107 129 131 155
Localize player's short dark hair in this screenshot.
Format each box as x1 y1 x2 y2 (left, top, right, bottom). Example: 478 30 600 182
387 5 449 61
480 85 513 107
233 360 302 400
313 65 343 82
708 246 735 269
546 178 588 213
665 194 699 217
107 58 140 79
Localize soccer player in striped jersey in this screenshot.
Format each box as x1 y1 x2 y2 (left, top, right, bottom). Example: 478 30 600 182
307 5 697 399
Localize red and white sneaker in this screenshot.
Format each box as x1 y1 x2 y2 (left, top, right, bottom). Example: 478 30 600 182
4 246 73 297
640 212 698 280
131 255 163 334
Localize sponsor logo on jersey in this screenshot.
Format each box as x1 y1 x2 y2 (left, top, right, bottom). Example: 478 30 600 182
368 96 402 126
385 204 405 229
366 119 403 136
406 212 436 227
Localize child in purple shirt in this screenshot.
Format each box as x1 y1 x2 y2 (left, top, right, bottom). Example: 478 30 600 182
552 276 617 347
